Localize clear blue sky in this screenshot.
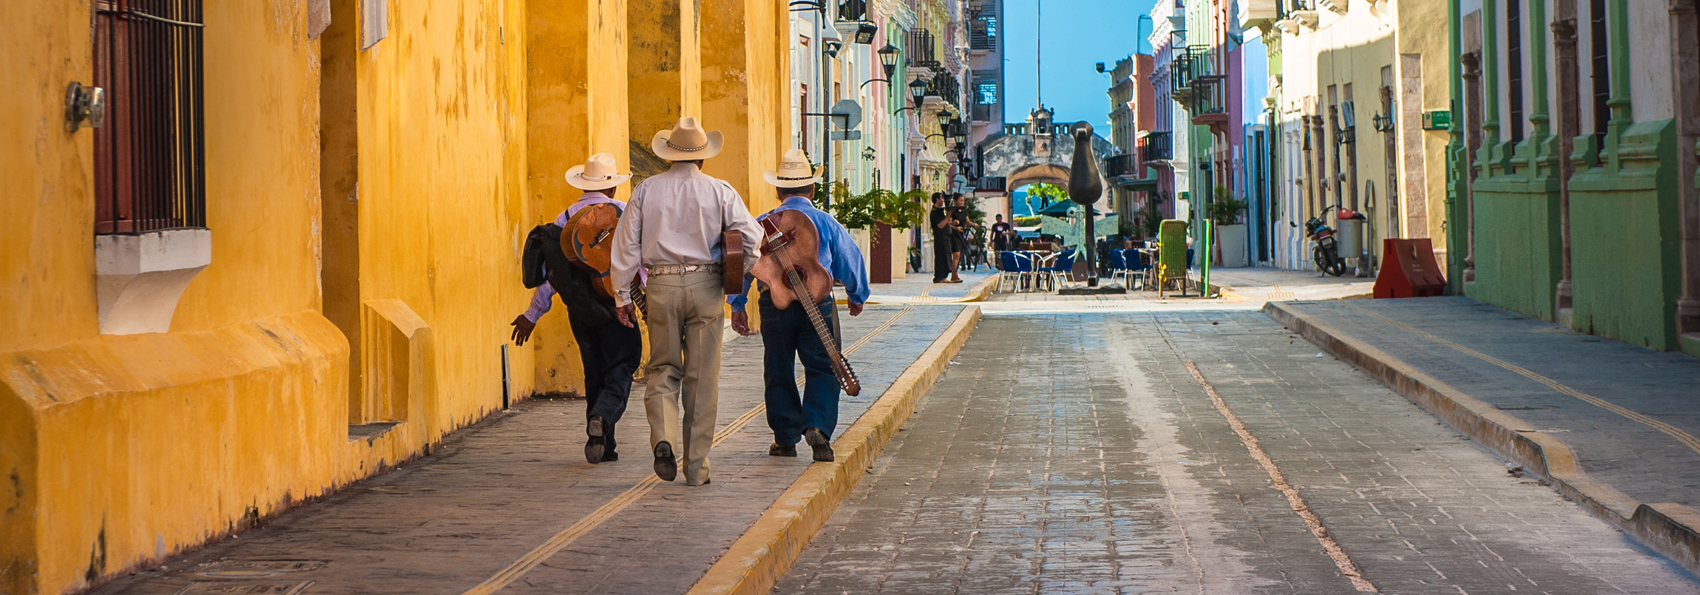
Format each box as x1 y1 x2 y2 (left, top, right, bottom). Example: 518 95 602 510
1003 0 1160 127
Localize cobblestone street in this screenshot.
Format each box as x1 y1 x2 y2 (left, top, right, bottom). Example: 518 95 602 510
780 309 1700 594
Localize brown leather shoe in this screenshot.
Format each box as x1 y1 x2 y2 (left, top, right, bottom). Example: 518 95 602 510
653 442 678 481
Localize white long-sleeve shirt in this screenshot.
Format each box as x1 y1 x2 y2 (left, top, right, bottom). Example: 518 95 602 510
609 162 763 306
521 192 620 323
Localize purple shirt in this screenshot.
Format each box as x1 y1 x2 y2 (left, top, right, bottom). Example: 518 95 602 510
521 192 621 323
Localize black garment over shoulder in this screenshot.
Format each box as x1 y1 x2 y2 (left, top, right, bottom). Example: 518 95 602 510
531 223 619 327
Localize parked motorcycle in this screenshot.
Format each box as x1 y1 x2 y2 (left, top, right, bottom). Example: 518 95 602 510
1303 205 1348 277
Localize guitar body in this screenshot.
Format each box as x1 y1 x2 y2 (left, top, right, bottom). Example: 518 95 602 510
564 203 622 299
749 210 861 396
750 211 832 311
723 232 746 295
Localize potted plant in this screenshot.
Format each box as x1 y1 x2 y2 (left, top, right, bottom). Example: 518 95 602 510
1207 185 1249 268
820 184 926 283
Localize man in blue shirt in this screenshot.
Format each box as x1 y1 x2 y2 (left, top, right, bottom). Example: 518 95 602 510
730 149 869 462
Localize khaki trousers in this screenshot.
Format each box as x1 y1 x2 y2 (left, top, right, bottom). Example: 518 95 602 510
642 271 724 484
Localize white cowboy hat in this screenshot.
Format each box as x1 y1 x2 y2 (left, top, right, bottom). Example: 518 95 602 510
564 153 632 191
763 148 823 188
650 117 724 161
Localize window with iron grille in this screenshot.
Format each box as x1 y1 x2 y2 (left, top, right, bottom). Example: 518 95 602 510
93 0 206 234
1506 0 1525 144
838 0 867 23
1588 0 1608 158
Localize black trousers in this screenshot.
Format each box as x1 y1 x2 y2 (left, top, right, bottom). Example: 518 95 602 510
933 234 954 281
568 308 643 455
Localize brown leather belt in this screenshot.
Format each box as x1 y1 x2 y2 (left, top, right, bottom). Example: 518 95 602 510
647 263 722 276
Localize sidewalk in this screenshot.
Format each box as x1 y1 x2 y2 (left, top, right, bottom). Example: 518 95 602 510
1269 296 1700 573
862 269 997 304
1208 266 1374 303
90 305 977 595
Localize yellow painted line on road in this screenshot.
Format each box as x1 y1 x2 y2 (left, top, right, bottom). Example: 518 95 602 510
463 306 915 595
1339 301 1700 458
1179 361 1378 593
1155 321 1376 592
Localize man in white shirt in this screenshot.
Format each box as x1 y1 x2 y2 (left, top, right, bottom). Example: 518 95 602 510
511 153 639 466
610 117 763 486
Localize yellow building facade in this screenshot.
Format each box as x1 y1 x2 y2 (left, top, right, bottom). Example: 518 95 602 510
0 1 789 593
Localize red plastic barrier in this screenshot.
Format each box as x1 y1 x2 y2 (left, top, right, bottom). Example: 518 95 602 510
1374 238 1447 298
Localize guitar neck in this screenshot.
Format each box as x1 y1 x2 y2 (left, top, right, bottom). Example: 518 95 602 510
776 252 861 396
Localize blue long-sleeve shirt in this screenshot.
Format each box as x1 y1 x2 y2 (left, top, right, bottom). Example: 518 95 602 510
729 195 869 312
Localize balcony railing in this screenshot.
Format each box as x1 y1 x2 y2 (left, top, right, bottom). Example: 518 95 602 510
837 0 867 22
1139 131 1172 162
969 10 997 51
908 29 939 68
925 75 961 110
977 176 1007 193
1104 154 1140 178
971 103 994 122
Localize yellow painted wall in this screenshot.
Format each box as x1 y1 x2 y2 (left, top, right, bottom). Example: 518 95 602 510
525 0 632 395
2 0 790 592
2 1 346 592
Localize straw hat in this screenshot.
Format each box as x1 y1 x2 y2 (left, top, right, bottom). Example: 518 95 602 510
564 153 632 191
763 148 823 188
650 117 724 161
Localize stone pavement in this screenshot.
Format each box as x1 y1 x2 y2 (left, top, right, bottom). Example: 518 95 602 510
863 269 997 305
779 311 1700 593
90 304 967 595
1271 297 1700 568
977 266 1371 315
1209 266 1375 303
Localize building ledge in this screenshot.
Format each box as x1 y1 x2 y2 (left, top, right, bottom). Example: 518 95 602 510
95 228 212 335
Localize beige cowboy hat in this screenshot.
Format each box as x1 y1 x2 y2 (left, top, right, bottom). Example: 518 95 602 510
763 148 823 188
650 116 724 161
564 153 632 191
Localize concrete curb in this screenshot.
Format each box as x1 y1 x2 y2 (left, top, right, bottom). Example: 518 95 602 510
686 306 983 595
961 274 998 302
1265 301 1700 575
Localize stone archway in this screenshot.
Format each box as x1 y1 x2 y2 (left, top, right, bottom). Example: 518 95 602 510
978 109 1116 203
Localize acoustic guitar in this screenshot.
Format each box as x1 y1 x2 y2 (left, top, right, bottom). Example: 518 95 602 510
564 203 647 317
564 203 747 317
749 210 861 396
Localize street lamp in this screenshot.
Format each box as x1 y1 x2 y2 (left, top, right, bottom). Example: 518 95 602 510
862 146 876 161
878 43 899 78
894 79 926 115
860 44 902 89
821 26 843 58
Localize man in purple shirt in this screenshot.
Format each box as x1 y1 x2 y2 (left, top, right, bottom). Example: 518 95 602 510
510 153 640 465
730 149 869 462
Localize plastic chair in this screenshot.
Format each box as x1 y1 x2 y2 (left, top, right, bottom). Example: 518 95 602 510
1038 250 1077 292
1107 250 1128 286
996 251 1034 293
1122 249 1147 289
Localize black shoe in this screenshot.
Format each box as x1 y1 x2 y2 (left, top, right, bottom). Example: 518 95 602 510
603 451 619 462
585 416 606 464
769 443 797 457
803 427 834 462
653 442 678 481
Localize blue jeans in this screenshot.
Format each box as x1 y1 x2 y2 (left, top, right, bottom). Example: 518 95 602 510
758 296 842 445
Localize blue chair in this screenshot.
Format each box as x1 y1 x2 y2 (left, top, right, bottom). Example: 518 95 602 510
1186 248 1195 268
1107 250 1128 286
997 251 1035 293
1119 249 1146 289
1038 250 1077 292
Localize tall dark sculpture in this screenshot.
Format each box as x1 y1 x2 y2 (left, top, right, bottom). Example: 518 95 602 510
1069 122 1104 287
